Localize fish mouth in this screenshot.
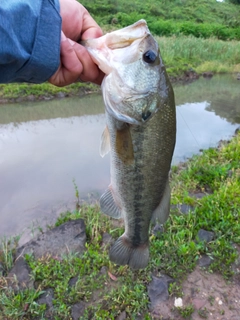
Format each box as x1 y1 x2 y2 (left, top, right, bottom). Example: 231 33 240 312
104 20 150 49
82 19 150 50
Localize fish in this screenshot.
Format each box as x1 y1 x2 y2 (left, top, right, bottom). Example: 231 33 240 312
83 20 176 269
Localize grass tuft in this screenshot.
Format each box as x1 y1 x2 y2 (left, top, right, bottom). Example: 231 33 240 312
0 236 20 275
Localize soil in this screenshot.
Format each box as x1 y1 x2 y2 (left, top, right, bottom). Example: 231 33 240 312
151 266 240 319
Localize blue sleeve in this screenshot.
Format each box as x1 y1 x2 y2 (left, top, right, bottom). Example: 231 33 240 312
0 0 61 83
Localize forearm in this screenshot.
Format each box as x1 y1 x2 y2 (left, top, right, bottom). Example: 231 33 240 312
0 0 61 84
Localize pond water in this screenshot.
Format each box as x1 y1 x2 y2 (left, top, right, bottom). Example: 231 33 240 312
0 75 239 242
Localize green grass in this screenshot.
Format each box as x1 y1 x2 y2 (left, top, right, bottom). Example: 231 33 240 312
0 132 239 319
158 35 240 76
0 236 20 275
81 0 240 31
0 82 100 102
80 0 240 40
108 14 240 40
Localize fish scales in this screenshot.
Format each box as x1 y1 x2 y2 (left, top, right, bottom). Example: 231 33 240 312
83 20 176 269
108 93 175 268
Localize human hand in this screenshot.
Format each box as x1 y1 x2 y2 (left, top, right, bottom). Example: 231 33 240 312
49 0 104 87
59 0 102 42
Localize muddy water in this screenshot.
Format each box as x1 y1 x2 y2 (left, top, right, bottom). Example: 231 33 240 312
0 75 239 241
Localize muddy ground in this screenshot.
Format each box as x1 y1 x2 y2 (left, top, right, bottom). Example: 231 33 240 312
2 219 240 319
151 266 240 319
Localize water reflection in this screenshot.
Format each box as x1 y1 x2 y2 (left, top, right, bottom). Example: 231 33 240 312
174 101 239 163
0 75 239 240
0 114 110 241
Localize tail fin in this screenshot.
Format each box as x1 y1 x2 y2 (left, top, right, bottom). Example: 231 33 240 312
109 235 149 270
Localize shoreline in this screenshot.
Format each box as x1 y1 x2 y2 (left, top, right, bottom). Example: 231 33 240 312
1 71 239 105
0 71 230 105
0 83 101 105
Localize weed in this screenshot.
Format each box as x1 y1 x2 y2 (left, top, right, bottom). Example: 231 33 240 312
0 288 45 319
54 211 73 227
178 304 195 318
198 307 209 318
168 282 183 297
219 309 225 315
28 220 44 237
208 295 215 306
73 179 80 210
0 236 20 274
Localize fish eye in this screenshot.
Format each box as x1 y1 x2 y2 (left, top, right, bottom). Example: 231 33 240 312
143 50 157 64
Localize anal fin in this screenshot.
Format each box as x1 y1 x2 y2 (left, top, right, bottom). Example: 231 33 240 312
100 186 122 219
152 179 171 224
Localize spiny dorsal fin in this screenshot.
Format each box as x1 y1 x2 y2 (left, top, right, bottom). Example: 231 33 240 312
100 126 110 158
100 186 122 219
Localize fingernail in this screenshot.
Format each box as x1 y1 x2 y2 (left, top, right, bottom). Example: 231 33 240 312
68 39 75 46
61 31 76 47
61 31 67 41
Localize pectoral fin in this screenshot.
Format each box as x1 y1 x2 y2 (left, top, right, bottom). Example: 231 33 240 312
152 179 171 224
100 126 110 158
116 124 134 165
100 186 122 219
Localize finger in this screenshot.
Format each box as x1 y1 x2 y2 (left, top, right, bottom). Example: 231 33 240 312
50 33 84 86
80 69 105 85
72 42 104 83
81 10 103 40
60 33 83 75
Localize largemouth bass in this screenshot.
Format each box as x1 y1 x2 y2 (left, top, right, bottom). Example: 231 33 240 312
83 20 176 269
